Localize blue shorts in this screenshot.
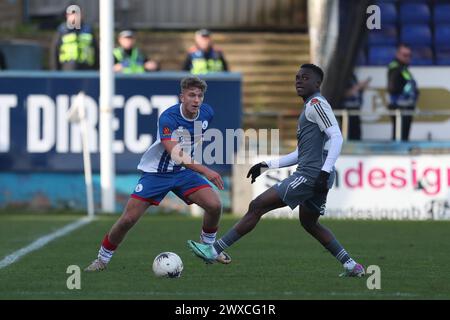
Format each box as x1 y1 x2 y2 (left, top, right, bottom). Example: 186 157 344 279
131 169 211 205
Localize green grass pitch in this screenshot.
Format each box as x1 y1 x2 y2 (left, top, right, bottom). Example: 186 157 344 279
0 212 449 299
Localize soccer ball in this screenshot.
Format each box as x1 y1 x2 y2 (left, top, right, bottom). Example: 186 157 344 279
152 252 183 278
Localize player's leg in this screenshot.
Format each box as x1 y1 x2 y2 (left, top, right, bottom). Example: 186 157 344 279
85 172 168 271
233 187 286 236
186 187 222 241
108 198 151 245
186 187 232 264
299 204 365 277
174 170 231 263
188 187 286 263
84 198 151 271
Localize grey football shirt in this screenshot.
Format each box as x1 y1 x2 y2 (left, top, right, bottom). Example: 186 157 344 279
295 93 338 185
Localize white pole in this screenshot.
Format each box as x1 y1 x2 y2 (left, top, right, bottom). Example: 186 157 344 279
99 0 115 213
342 109 349 141
78 92 95 218
395 109 402 142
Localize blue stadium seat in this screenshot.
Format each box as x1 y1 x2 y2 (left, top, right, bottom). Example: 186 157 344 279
379 3 397 24
0 41 44 70
410 46 434 65
356 49 367 66
434 24 450 46
434 4 450 24
435 46 450 65
400 3 431 24
401 24 432 46
368 46 397 65
368 24 398 45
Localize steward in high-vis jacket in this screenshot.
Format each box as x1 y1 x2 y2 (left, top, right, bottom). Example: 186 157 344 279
53 9 98 70
113 30 159 74
182 29 228 74
387 44 419 141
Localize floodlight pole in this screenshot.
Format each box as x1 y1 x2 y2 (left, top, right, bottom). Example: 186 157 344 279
99 0 115 213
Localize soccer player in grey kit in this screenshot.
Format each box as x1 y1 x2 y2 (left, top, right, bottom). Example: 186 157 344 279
188 64 365 277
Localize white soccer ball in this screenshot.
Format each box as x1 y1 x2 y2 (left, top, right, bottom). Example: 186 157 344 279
152 252 183 278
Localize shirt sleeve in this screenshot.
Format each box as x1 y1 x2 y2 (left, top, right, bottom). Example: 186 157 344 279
265 149 298 169
322 125 343 172
158 114 177 141
305 98 339 131
207 104 214 123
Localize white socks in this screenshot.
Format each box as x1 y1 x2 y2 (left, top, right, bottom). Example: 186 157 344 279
343 258 357 270
98 246 114 264
200 230 217 245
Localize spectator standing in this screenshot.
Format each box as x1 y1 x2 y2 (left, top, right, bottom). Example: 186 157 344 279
183 29 228 74
113 30 160 74
341 72 371 140
387 44 419 141
52 7 98 70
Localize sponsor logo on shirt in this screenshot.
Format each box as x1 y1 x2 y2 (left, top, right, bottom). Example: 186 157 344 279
163 127 171 135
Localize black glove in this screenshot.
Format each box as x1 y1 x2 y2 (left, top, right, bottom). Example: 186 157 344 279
246 162 268 184
314 170 330 194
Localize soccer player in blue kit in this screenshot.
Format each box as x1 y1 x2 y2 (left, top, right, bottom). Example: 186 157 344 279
85 76 231 271
188 64 365 277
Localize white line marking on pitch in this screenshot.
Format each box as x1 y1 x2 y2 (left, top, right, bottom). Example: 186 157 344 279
0 217 93 269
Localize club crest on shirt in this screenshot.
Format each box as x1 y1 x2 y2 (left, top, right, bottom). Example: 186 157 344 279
202 120 208 130
135 184 143 192
311 98 320 105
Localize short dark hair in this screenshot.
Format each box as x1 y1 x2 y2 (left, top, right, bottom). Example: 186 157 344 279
300 63 324 82
180 76 207 93
397 43 411 50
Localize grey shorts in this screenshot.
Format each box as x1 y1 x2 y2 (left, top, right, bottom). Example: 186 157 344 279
272 173 328 215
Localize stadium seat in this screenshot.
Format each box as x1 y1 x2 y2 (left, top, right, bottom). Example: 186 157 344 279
0 41 44 70
434 24 450 46
433 4 450 24
378 3 397 24
410 46 434 65
355 49 367 66
435 46 450 65
368 24 397 45
368 45 397 65
401 24 432 46
400 3 431 24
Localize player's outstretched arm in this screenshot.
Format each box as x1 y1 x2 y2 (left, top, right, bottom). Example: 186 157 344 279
247 149 298 184
265 149 298 169
161 139 224 190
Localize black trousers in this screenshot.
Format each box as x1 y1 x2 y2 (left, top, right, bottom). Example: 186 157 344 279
348 115 361 141
390 105 415 141
337 107 362 141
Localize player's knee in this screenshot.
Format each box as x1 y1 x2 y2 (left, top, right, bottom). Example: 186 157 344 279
248 199 264 217
204 200 222 216
299 215 315 231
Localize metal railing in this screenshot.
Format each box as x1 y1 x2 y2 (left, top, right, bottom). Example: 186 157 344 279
244 109 450 142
